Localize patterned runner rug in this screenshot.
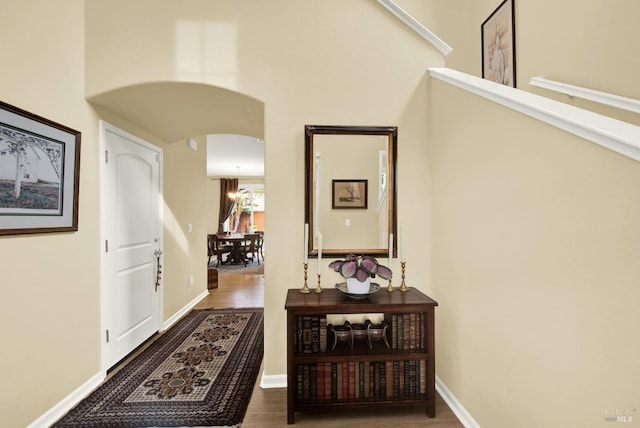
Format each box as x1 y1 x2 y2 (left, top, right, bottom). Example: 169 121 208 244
53 308 264 427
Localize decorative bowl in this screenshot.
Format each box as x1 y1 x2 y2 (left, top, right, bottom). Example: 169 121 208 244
328 322 353 350
367 321 390 349
350 320 371 347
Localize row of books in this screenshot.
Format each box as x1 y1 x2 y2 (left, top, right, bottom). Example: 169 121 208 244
295 316 328 353
294 313 427 353
386 312 427 350
295 360 426 401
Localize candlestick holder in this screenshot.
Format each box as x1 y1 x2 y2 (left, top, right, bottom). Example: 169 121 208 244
300 262 311 294
386 278 394 292
315 274 323 293
399 261 408 292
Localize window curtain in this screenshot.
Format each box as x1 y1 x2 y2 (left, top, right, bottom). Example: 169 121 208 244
218 178 238 233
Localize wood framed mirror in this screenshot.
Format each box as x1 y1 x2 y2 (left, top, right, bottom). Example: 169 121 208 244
305 125 397 258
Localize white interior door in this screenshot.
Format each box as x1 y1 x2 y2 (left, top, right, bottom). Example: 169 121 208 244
101 122 163 370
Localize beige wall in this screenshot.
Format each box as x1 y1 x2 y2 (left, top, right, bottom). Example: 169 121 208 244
0 1 101 426
428 0 640 427
163 135 210 318
431 82 640 427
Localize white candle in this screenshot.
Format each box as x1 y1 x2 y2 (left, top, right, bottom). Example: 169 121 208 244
388 233 394 262
400 225 404 262
304 223 309 263
317 233 322 274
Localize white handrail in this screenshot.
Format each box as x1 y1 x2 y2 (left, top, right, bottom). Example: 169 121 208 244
375 0 452 57
530 76 640 114
429 68 640 162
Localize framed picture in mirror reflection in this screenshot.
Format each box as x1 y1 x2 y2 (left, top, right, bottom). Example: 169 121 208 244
332 179 367 209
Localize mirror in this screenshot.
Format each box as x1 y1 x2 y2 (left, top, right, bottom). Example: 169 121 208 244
305 125 397 258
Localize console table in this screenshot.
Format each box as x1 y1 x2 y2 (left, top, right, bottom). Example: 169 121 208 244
284 287 438 424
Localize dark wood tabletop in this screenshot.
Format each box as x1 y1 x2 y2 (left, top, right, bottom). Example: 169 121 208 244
285 287 438 314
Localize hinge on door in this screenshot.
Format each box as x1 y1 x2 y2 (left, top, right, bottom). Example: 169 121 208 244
106 329 110 343
105 150 109 164
105 240 109 252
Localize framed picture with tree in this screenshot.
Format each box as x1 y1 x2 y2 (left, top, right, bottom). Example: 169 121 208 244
0 100 81 235
332 179 367 209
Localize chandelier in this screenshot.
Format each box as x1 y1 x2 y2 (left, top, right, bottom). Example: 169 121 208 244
227 166 245 201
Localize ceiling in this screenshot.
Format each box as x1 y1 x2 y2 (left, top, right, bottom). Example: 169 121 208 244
206 134 264 178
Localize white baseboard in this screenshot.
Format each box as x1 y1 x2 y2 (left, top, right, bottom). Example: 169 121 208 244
259 371 287 389
163 289 209 331
436 375 480 428
27 372 104 428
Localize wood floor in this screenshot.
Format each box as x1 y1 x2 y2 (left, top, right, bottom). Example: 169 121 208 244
196 274 464 428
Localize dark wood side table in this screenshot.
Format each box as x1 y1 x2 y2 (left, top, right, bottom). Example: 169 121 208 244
284 287 438 424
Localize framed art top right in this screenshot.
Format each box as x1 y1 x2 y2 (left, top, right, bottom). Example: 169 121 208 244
481 0 516 87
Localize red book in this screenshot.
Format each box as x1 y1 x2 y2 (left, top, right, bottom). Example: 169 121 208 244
325 363 332 399
348 362 355 398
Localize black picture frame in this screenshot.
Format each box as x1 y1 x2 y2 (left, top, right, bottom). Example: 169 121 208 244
0 100 81 235
332 179 368 209
481 0 516 87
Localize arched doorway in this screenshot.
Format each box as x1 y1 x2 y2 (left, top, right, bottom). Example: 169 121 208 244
89 81 266 370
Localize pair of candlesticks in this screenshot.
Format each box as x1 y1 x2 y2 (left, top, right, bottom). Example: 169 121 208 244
299 261 408 294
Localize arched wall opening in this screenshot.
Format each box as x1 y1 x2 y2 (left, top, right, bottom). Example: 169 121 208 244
88 80 266 320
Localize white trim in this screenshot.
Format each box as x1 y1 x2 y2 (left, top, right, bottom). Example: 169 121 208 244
530 76 640 114
259 372 287 389
376 0 452 56
98 120 108 373
429 68 640 163
27 372 104 428
436 375 480 428
162 289 210 331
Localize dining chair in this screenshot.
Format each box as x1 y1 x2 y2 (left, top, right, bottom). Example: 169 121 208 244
208 234 232 267
256 231 265 261
241 233 260 265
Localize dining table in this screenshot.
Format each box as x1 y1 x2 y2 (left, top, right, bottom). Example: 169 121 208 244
216 233 249 265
